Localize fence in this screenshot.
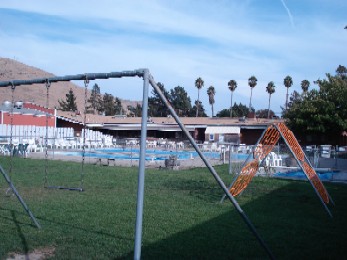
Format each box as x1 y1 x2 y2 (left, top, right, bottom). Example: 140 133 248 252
225 144 347 171
0 124 114 148
0 124 73 142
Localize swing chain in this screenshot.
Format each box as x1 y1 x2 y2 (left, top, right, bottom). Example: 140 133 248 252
44 79 51 187
6 83 16 195
81 76 89 190
9 83 15 173
84 78 89 116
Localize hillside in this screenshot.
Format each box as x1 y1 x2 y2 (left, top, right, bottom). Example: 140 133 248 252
0 57 139 112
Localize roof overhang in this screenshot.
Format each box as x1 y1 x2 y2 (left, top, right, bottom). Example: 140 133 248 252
205 126 240 134
240 125 268 130
56 116 83 125
102 123 196 132
86 123 103 127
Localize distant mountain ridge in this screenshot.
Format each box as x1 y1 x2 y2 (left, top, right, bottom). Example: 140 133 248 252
0 57 139 113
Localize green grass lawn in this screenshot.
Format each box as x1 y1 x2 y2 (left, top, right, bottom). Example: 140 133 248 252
0 157 347 259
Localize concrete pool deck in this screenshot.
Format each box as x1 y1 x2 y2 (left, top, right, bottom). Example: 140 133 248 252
26 151 226 169
26 151 347 183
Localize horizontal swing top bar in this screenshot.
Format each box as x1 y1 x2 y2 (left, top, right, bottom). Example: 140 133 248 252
0 69 147 87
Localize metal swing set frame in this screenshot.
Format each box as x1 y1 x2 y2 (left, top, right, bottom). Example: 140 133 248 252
0 69 278 259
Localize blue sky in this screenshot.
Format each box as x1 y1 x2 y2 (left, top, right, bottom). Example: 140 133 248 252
0 0 346 116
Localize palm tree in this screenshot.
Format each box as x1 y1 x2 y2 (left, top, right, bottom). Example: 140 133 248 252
283 75 293 110
207 86 216 117
266 81 276 119
227 80 237 117
195 77 204 117
248 76 257 110
301 79 310 95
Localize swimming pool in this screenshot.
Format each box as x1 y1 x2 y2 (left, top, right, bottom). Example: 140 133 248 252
230 153 250 160
274 170 336 181
53 148 223 161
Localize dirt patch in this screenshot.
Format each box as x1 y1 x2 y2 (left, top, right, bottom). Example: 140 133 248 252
7 247 55 260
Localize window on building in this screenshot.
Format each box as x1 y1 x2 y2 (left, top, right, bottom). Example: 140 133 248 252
209 134 214 141
219 134 224 143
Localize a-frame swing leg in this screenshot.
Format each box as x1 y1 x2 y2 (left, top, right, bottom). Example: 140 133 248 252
0 165 41 229
220 128 270 204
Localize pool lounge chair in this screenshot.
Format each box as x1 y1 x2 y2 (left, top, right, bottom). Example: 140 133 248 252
13 143 29 158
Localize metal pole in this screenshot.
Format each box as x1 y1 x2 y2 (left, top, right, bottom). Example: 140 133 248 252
131 144 133 167
0 71 145 87
224 148 226 163
134 69 149 260
273 124 334 217
0 165 41 229
148 75 275 260
228 145 232 174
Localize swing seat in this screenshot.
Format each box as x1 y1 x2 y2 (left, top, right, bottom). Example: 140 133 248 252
45 186 83 192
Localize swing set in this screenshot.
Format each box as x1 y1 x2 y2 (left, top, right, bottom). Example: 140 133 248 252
0 69 334 260
42 78 87 192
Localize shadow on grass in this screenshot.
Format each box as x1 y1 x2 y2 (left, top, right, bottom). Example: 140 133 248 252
0 207 35 228
11 210 29 255
0 205 133 243
2 161 347 259
0 208 31 258
126 180 347 259
162 178 224 203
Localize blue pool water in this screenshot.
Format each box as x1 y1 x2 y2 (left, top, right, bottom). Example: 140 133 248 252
274 171 335 181
231 153 250 160
53 148 222 161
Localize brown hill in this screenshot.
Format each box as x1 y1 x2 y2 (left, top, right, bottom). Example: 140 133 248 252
0 57 140 112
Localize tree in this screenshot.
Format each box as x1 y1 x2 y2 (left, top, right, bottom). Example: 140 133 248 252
284 75 293 110
190 100 207 117
148 82 170 117
266 81 276 118
301 79 310 95
101 93 123 116
248 76 257 110
216 103 250 117
114 97 124 115
234 103 251 117
207 85 216 117
170 86 192 117
103 93 116 116
58 88 77 111
195 77 204 117
336 65 347 80
87 83 103 114
256 109 275 118
127 103 142 117
283 66 347 145
228 80 237 117
216 108 230 117
287 90 302 109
